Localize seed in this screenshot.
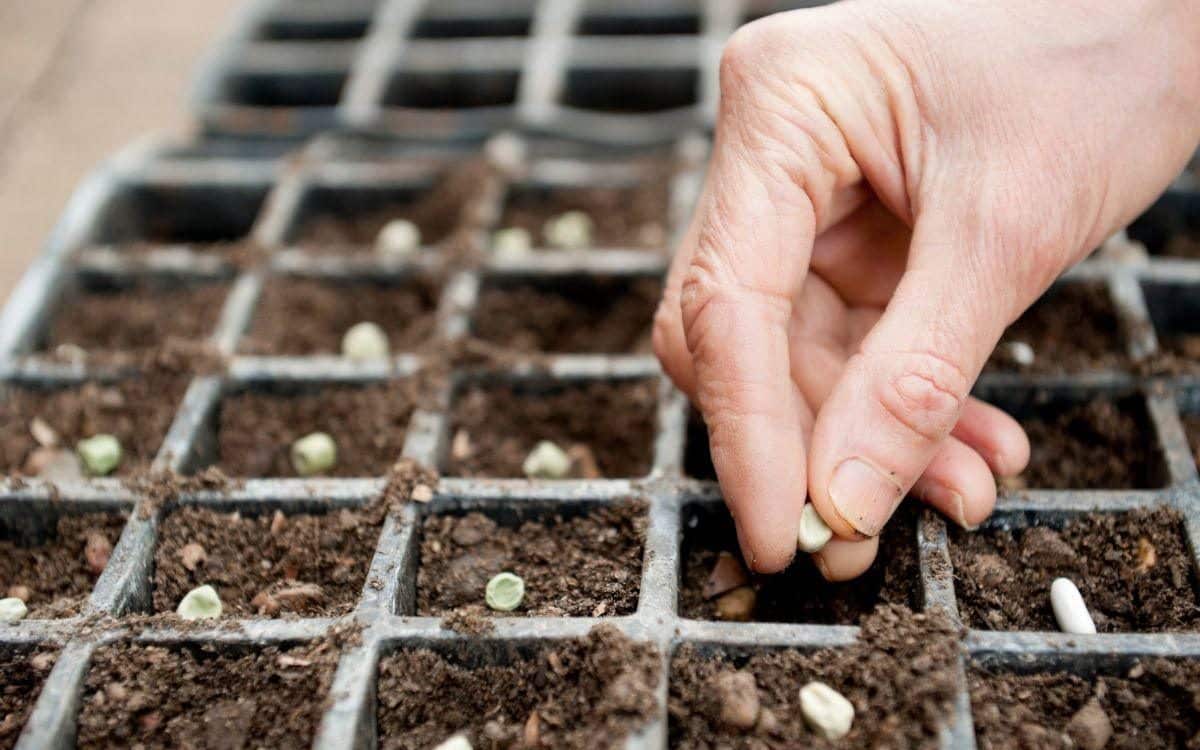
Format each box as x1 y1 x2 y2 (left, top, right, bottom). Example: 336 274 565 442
799 681 854 740
715 586 756 622
375 219 421 260
180 543 207 572
1049 577 1096 635
341 321 390 360
543 210 593 250
177 585 222 621
703 552 749 600
708 670 760 729
522 441 571 479
411 483 434 503
433 734 473 750
291 432 337 476
6 586 30 602
485 572 524 612
84 532 113 576
1006 340 1035 367
0 597 28 623
491 227 533 260
797 503 833 553
76 434 122 476
451 430 473 460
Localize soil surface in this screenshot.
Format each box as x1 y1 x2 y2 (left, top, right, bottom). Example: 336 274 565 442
213 381 417 477
0 377 188 477
1015 396 1162 489
970 658 1200 749
669 606 960 749
498 180 670 250
471 276 660 354
985 283 1128 373
377 624 660 749
0 649 56 748
76 642 337 749
679 503 920 624
417 503 645 618
153 505 384 618
1161 233 1200 259
445 379 658 478
240 276 441 355
950 507 1200 632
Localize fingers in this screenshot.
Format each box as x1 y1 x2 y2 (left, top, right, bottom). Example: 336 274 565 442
912 435 998 530
952 398 1030 478
813 535 879 582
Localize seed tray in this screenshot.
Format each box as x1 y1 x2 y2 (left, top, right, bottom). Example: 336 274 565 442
191 0 833 142
1 135 1200 748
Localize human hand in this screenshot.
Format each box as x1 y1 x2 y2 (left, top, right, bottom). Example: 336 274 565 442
654 0 1200 576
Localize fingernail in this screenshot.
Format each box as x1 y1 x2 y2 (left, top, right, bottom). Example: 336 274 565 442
828 458 903 537
813 554 834 582
922 482 974 530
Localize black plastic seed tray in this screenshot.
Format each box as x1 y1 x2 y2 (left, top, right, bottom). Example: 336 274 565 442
2 132 1200 749
191 0 833 142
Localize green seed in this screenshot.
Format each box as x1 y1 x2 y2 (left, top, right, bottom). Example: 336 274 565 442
485 572 525 612
177 585 222 621
291 432 337 476
77 434 122 476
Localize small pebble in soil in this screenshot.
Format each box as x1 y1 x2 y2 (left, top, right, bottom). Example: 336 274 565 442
84 531 113 576
703 552 749 600
1135 537 1157 572
1065 697 1112 750
411 483 434 503
0 597 28 622
1050 577 1096 634
6 585 30 602
543 210 594 250
715 586 756 621
797 503 833 553
433 734 473 750
491 227 533 260
375 218 421 260
522 440 571 479
177 584 222 621
76 433 122 476
29 416 59 447
485 572 525 612
179 543 206 572
799 681 855 740
709 670 760 729
341 321 390 360
290 431 338 476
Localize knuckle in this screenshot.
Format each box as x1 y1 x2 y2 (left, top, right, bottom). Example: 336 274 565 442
874 350 969 444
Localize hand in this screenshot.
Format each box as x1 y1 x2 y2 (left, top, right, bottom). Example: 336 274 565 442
654 0 1200 576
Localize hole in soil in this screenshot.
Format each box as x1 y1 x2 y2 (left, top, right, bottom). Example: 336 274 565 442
684 407 716 480
376 626 659 748
240 275 440 356
224 70 346 108
0 511 127 619
151 504 383 618
678 502 920 624
0 377 189 478
577 13 701 35
202 380 417 478
1142 280 1200 371
384 70 520 109
76 641 337 748
984 281 1128 373
0 647 57 741
444 378 658 478
258 18 371 40
498 180 670 249
91 183 267 246
411 16 532 38
1127 190 1200 258
950 507 1200 633
416 501 645 618
561 67 699 113
470 275 660 354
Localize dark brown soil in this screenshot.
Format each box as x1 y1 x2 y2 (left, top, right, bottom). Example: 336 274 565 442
445 379 658 478
950 508 1200 632
0 649 56 748
76 642 337 749
1161 233 1200 259
499 180 670 250
0 377 189 477
970 658 1200 749
377 625 660 749
153 505 384 618
1015 396 1163 489
684 408 717 480
669 606 961 749
212 381 417 477
985 283 1128 373
471 276 660 354
417 503 645 618
679 503 921 624
240 276 441 355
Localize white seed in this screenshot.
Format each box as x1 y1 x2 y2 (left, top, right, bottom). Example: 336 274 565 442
1050 577 1096 635
522 441 572 479
433 734 473 750
77 434 122 476
375 219 421 260
800 681 854 739
485 572 525 612
1006 340 1035 367
543 211 594 250
797 504 833 553
0 597 28 623
341 321 390 360
29 417 59 448
177 585 222 620
485 131 525 174
291 432 338 477
491 227 533 261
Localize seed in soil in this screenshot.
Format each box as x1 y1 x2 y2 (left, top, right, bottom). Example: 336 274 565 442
797 503 833 553
498 180 670 250
376 625 660 750
543 210 594 249
0 649 56 746
76 434 122 476
290 432 337 476
984 282 1128 373
176 584 222 621
1049 577 1097 635
375 218 421 260
799 681 855 740
341 321 390 360
949 507 1200 632
484 572 525 612
490 227 532 260
445 379 657 478
522 440 571 479
0 598 27 623
432 735 471 750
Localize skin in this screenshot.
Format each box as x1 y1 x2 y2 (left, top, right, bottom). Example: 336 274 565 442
654 0 1200 578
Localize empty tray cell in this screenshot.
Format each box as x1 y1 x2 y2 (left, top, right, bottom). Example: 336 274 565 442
411 15 532 38
204 380 417 478
1142 280 1200 371
444 378 658 478
498 180 670 249
152 504 383 618
377 627 660 748
416 501 645 618
0 509 127 618
669 606 960 747
90 181 267 250
0 647 56 748
683 408 716 480
1127 189 1200 258
240 275 440 356
985 282 1128 373
577 11 701 36
0 376 189 478
679 502 919 624
562 66 699 113
384 69 519 110
223 70 346 108
471 275 660 354
257 12 372 41
76 642 337 748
